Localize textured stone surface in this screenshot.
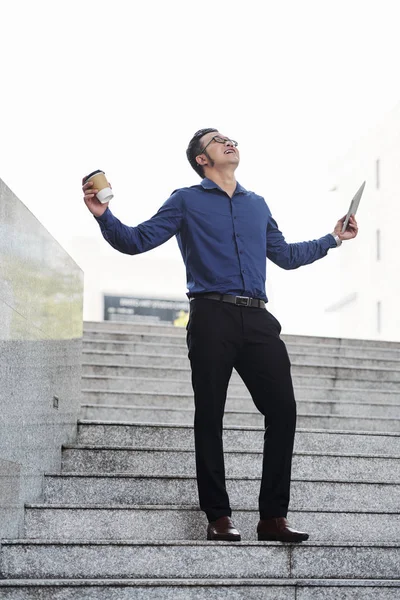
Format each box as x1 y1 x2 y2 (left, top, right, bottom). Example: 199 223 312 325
76 422 400 455
82 349 400 371
83 386 400 408
299 387 400 402
81 362 400 386
79 404 400 431
83 331 187 345
0 541 289 579
1 579 399 600
61 446 400 481
83 340 188 354
2 541 399 580
0 178 83 540
81 363 338 382
0 580 295 599
79 388 400 418
86 321 186 334
294 414 400 433
82 385 400 403
83 333 400 356
83 337 400 361
292 544 400 579
300 401 400 418
43 474 400 513
3 316 400 592
296 583 400 599
83 321 400 349
24 505 400 542
81 372 400 393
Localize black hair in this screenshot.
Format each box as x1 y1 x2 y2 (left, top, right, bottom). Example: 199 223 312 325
186 128 218 178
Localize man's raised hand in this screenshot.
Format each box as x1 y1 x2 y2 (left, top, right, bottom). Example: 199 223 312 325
333 214 359 242
82 176 110 218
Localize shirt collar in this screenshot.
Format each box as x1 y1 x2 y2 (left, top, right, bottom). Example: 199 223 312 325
201 178 247 195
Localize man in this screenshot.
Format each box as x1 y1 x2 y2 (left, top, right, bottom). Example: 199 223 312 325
82 128 358 543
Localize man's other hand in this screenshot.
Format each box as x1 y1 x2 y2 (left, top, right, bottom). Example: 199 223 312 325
82 177 110 218
333 214 358 241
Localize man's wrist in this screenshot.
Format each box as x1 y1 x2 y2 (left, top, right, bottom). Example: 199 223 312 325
94 206 110 222
331 233 342 247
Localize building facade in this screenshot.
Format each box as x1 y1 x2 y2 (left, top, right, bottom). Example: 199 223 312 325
328 102 400 341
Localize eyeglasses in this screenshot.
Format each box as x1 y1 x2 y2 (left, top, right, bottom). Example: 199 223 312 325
199 136 238 155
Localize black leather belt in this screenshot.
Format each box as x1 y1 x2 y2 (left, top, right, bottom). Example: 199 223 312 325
190 293 265 309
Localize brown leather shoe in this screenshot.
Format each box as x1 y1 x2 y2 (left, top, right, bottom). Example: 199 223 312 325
207 516 241 541
257 517 309 542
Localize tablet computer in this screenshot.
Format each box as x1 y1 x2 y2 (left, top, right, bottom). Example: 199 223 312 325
342 181 366 233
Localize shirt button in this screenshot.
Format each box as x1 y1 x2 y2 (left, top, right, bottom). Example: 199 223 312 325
236 233 240 237
242 269 246 273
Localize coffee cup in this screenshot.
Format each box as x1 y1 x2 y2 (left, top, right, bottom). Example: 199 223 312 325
84 170 114 204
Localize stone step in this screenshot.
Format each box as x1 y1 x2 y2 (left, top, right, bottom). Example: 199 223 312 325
82 349 400 371
75 422 400 455
61 446 400 482
86 323 340 343
1 540 399 579
1 579 400 600
82 386 400 404
84 321 189 335
84 330 187 345
84 322 349 347
81 373 400 393
81 363 400 385
79 392 400 418
79 404 400 432
83 322 400 350
82 338 400 361
23 505 400 543
43 473 400 512
83 328 400 352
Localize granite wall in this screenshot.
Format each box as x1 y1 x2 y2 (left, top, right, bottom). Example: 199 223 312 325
0 178 83 539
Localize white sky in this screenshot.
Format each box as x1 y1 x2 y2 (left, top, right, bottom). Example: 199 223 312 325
1 0 400 327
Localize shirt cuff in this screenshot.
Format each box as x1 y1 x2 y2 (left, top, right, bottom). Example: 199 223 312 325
327 233 340 248
318 233 338 251
94 207 113 225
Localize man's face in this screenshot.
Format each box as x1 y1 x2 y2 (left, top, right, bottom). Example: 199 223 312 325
197 131 240 171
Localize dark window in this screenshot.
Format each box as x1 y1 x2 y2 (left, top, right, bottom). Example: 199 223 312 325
376 229 381 261
376 159 380 189
377 301 382 333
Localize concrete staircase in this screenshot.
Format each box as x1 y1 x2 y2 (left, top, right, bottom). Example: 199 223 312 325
1 320 400 598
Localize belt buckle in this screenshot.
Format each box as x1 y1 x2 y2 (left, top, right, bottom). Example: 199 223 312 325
235 295 251 307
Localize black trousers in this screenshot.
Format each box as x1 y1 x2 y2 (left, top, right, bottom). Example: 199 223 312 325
186 297 297 523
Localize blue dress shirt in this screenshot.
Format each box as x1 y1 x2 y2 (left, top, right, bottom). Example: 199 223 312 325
95 178 337 302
